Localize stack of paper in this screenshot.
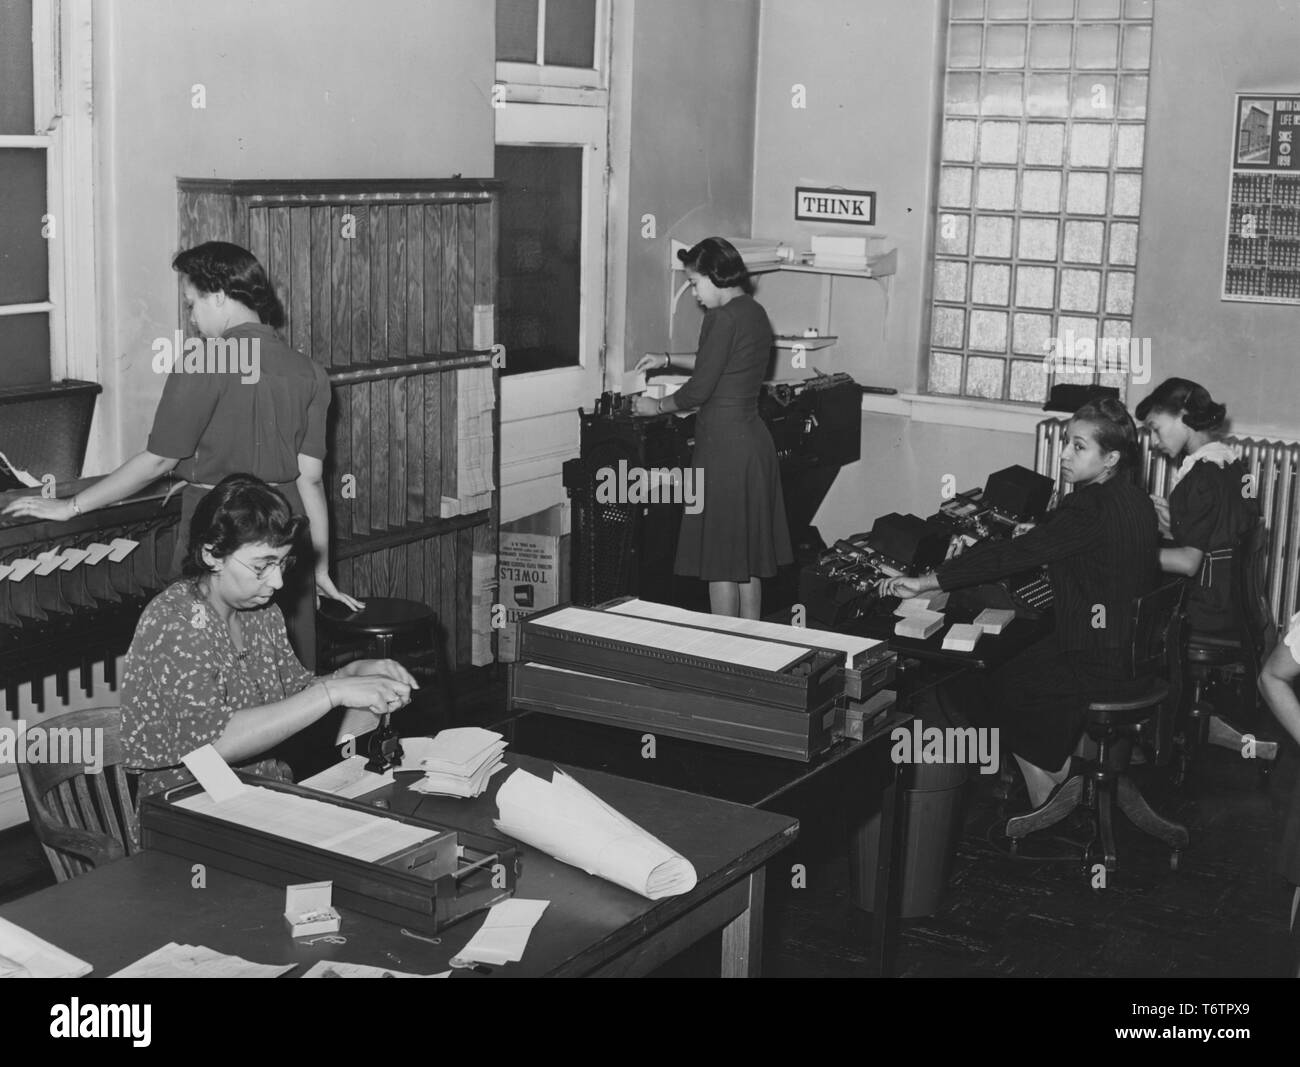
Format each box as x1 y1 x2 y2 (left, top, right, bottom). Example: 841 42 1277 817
110 944 296 978
942 623 983 652
408 727 508 798
494 768 697 899
456 366 496 514
894 591 949 616
895 610 945 640
471 551 497 666
973 608 1016 635
453 899 549 967
300 756 394 800
0 917 91 977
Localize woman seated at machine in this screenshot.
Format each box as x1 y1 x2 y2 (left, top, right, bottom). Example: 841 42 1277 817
879 398 1160 808
1136 377 1257 635
122 474 416 798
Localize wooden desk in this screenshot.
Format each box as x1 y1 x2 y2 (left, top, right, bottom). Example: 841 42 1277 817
0 755 796 978
853 604 1053 671
497 707 912 976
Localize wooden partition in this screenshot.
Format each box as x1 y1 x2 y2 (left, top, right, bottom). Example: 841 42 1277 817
177 179 500 669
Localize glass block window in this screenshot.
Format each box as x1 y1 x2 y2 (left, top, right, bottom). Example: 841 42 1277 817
929 1 1153 403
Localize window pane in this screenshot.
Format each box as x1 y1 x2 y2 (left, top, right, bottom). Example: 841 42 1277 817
979 122 1021 164
1015 266 1057 308
983 73 1024 116
1010 359 1049 401
0 148 49 305
1060 268 1102 312
1066 171 1108 214
1106 271 1136 314
969 309 1009 351
1064 220 1105 263
985 25 1026 69
1024 122 1066 164
1069 122 1112 166
1013 312 1054 354
0 312 51 388
966 356 1005 398
974 216 1014 257
932 306 966 348
944 120 978 162
1122 24 1151 69
1019 218 1060 260
544 0 598 69
934 260 969 303
0 0 34 134
1032 0 1074 17
1021 170 1062 212
496 0 538 63
1030 25 1072 69
988 0 1029 18
1116 124 1145 167
949 25 984 68
1078 0 1120 17
1073 74 1116 118
940 166 974 208
937 213 971 255
976 167 1018 210
929 351 964 395
972 263 1011 305
496 145 583 375
1075 24 1119 69
946 73 982 116
1027 74 1070 117
1109 221 1139 265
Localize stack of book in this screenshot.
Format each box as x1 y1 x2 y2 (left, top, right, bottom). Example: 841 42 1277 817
407 727 508 798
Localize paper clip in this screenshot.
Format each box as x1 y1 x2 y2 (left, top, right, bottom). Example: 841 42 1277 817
400 927 442 945
303 934 347 946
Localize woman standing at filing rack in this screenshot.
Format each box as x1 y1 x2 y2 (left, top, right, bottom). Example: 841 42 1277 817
633 237 792 619
2 241 360 666
878 399 1160 809
1137 378 1258 635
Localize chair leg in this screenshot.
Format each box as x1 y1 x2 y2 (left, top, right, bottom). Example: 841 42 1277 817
1116 775 1189 850
1006 775 1084 843
1095 774 1118 872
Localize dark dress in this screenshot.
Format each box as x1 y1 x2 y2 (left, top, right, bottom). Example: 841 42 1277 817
147 322 330 666
1168 454 1258 634
936 477 1160 769
672 294 792 583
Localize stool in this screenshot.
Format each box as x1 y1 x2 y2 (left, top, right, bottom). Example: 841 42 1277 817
318 598 448 772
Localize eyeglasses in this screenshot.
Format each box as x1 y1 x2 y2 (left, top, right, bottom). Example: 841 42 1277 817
229 553 296 581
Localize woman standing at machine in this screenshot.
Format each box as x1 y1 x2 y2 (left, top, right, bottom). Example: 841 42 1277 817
1136 378 1257 635
633 237 792 619
3 241 360 665
878 398 1160 808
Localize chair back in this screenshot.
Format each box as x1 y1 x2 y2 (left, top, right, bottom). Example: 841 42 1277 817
1127 579 1188 766
1234 519 1274 718
15 707 140 883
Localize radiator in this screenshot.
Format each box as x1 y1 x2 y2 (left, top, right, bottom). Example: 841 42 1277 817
1034 418 1300 629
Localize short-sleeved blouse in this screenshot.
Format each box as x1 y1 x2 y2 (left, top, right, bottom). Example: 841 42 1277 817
121 580 317 798
146 322 330 485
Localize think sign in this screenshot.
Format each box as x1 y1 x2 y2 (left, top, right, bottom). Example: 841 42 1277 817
794 186 876 225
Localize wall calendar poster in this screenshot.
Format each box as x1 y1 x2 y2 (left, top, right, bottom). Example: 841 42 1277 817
1222 93 1300 304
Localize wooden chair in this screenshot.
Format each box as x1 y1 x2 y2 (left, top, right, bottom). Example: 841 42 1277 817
16 706 140 882
1176 520 1280 783
1006 579 1190 873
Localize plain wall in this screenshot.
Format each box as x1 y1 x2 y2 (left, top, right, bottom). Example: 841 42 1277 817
91 0 495 474
1134 0 1300 438
621 0 761 363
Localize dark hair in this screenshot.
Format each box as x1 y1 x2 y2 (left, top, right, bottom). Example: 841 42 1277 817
1070 397 1140 470
1134 377 1227 434
676 237 755 295
172 241 286 329
183 474 306 577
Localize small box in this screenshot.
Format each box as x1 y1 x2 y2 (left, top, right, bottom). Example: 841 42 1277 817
973 608 1016 635
895 611 944 640
942 623 983 652
285 881 341 938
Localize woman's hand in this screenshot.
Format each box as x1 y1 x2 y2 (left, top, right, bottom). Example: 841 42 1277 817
1 495 76 522
633 394 662 417
328 673 413 716
1150 494 1171 538
876 573 939 600
335 659 418 689
634 353 669 374
315 570 365 612
1012 521 1036 538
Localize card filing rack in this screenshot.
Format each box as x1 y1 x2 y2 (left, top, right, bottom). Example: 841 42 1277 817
518 603 843 714
0 479 182 711
141 775 520 935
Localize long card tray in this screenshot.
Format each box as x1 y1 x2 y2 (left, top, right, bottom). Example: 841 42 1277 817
509 661 843 761
519 604 843 713
140 775 521 934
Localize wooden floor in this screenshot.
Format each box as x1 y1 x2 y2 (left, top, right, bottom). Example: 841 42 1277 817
4 669 1297 978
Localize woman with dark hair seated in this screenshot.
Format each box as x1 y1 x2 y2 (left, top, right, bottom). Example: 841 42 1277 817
3 240 360 665
122 475 415 799
630 237 792 619
879 399 1160 807
1136 377 1257 635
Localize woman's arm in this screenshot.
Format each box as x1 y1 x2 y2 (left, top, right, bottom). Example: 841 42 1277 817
296 454 363 610
1 451 178 521
1259 636 1300 748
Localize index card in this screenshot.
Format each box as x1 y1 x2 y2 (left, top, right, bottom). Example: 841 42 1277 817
181 744 246 803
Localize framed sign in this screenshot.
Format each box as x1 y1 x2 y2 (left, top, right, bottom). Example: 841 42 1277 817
1221 93 1300 305
794 186 876 226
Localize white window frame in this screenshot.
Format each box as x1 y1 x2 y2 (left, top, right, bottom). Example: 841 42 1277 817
496 0 609 98
0 0 97 385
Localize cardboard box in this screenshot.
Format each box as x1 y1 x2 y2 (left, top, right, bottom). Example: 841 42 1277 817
498 504 570 663
284 881 341 938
